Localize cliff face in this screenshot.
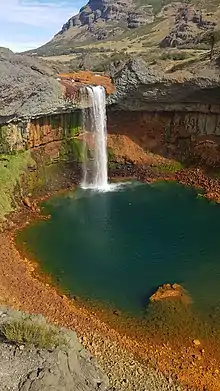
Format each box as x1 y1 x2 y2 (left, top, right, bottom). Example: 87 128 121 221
0 112 83 222
0 50 114 123
58 0 154 33
107 57 220 169
108 110 220 169
107 57 220 111
60 0 134 30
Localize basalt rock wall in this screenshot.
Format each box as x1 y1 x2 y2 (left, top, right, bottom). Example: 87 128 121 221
0 111 83 222
107 110 220 168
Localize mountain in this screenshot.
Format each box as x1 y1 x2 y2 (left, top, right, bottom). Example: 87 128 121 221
29 0 155 56
27 0 220 71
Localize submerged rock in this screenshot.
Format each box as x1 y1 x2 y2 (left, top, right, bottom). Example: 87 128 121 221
150 283 192 305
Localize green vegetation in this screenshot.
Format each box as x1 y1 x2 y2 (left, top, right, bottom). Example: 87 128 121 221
61 112 81 137
0 318 67 349
0 151 35 221
70 139 84 162
50 112 81 137
137 0 179 15
108 148 118 169
0 125 11 154
69 111 81 136
160 51 190 61
108 147 116 161
158 161 183 173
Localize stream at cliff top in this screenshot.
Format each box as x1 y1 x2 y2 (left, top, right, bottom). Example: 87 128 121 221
18 181 220 317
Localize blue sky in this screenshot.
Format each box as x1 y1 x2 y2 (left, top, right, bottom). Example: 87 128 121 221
0 0 85 52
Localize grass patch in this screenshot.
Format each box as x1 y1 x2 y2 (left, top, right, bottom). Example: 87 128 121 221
158 161 183 173
0 318 67 349
160 51 190 61
70 139 84 162
166 56 204 72
0 151 35 221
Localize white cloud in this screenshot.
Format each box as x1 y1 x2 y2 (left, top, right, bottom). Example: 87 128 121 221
0 0 83 51
0 0 77 27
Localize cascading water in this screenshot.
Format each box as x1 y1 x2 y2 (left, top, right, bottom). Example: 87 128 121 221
81 85 108 191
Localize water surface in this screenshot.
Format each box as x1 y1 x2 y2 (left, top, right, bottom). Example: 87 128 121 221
18 182 220 316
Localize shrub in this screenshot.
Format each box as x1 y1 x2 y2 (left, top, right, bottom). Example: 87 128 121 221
0 319 67 349
160 51 189 61
158 161 183 173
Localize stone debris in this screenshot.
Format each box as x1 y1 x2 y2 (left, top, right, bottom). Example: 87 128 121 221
193 339 201 346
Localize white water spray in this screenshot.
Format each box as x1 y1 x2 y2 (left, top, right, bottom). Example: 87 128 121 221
81 85 108 191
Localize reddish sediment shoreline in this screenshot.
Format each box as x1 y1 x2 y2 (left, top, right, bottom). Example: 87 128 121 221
1 169 220 390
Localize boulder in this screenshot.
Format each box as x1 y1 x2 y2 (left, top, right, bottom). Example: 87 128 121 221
150 283 192 305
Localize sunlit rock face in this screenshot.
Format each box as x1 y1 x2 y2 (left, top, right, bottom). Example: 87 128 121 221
58 0 154 34
0 50 114 124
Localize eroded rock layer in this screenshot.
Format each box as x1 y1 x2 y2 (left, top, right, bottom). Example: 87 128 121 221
108 110 220 168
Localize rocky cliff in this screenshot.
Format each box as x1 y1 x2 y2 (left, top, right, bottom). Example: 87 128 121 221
59 0 154 32
107 57 220 169
0 48 76 123
160 3 216 48
107 57 220 111
0 49 114 123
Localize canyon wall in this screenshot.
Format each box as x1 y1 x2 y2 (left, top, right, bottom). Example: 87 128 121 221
0 111 83 222
108 110 220 168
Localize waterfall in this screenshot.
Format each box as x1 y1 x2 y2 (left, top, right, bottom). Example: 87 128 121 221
81 85 108 191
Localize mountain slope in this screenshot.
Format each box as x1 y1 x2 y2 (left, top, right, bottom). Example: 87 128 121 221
27 0 220 67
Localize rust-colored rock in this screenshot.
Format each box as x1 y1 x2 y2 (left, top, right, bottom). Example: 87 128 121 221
22 197 32 209
150 283 192 305
57 71 115 96
107 110 220 169
22 197 39 213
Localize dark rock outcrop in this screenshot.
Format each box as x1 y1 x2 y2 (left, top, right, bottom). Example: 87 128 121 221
160 4 216 48
107 57 220 112
127 6 154 29
58 0 154 35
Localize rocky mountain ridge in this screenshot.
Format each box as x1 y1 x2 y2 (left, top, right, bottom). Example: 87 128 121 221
27 0 220 59
58 0 154 34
